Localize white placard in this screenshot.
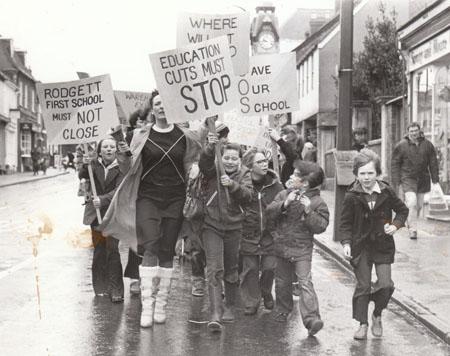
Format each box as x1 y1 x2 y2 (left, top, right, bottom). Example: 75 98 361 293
114 90 151 119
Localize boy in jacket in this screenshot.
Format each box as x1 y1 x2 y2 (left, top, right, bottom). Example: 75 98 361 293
339 149 408 340
267 160 329 336
199 134 253 332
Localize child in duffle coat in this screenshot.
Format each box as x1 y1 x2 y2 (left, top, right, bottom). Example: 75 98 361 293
266 160 329 336
338 149 408 340
79 138 124 303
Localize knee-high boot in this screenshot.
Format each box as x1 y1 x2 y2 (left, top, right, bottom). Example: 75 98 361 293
222 281 238 323
139 266 159 328
154 267 173 324
207 282 223 332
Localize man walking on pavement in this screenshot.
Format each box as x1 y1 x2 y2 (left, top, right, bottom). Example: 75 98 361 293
391 122 439 239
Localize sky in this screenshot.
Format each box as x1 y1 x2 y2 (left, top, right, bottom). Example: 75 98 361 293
0 0 335 92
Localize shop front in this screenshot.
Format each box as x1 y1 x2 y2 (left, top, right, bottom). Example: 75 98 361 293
399 2 450 193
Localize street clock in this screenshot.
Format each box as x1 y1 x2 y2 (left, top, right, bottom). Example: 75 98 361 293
251 3 280 55
258 30 276 50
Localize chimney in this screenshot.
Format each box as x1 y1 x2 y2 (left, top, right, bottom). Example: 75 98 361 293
15 50 26 66
0 38 14 57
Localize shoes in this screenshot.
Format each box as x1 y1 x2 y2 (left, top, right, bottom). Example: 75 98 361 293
274 312 289 323
354 324 368 340
110 294 124 303
244 306 258 315
371 314 383 337
222 306 235 323
409 230 417 240
207 320 223 332
191 277 206 297
308 319 324 336
130 279 141 295
263 294 274 310
292 283 301 297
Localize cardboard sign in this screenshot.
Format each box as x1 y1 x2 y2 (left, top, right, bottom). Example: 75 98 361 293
223 114 271 150
177 12 250 76
149 36 238 123
238 53 299 116
36 75 119 145
114 90 151 120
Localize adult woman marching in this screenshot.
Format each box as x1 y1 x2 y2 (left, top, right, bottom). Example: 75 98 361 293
198 134 253 332
338 149 408 340
239 149 283 315
100 89 201 328
79 138 124 302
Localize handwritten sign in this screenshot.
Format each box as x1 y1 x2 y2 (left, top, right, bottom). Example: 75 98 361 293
223 114 271 150
177 12 250 76
149 36 238 123
238 53 299 116
114 90 151 119
36 75 119 145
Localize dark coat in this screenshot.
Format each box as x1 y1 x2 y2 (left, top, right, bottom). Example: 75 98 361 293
241 170 284 255
79 159 124 226
391 132 439 193
198 146 253 231
266 188 329 261
338 181 409 265
277 138 299 187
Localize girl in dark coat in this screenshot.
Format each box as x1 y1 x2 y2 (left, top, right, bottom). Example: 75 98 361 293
79 138 124 303
338 149 408 340
240 148 283 315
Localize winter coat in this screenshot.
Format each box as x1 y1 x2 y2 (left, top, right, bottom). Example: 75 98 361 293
338 180 409 265
266 188 329 261
99 123 202 250
78 159 123 226
391 132 439 193
277 138 299 187
241 170 284 255
198 145 253 231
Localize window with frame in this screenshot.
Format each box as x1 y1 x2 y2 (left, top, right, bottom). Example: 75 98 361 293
21 130 31 156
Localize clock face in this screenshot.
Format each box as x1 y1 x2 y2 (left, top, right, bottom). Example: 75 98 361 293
258 32 275 50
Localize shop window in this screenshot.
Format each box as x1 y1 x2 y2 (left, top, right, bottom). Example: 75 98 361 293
21 130 31 156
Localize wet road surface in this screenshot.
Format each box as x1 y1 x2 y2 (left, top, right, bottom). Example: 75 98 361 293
0 173 449 355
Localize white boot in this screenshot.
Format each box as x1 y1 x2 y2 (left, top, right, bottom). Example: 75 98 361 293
154 267 173 324
139 266 159 328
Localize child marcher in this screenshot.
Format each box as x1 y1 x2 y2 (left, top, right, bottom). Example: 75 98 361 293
267 160 329 336
338 149 408 340
239 148 283 315
79 138 124 303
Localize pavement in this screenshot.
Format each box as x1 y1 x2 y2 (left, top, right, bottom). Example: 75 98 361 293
0 167 70 188
317 189 450 344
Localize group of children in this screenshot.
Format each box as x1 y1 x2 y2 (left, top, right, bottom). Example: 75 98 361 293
79 104 408 340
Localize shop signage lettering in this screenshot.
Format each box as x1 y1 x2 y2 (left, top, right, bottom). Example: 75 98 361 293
409 30 450 72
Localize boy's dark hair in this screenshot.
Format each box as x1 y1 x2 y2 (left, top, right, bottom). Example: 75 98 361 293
352 148 381 176
221 142 243 158
293 160 324 188
407 122 421 131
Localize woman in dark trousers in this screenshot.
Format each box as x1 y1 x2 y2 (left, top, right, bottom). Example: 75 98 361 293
338 149 408 340
239 148 283 315
79 138 124 302
101 89 201 328
198 136 253 332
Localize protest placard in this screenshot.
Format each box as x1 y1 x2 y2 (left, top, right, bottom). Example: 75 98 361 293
223 113 271 150
149 36 238 123
238 52 299 116
36 75 119 145
177 12 250 76
114 90 151 120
